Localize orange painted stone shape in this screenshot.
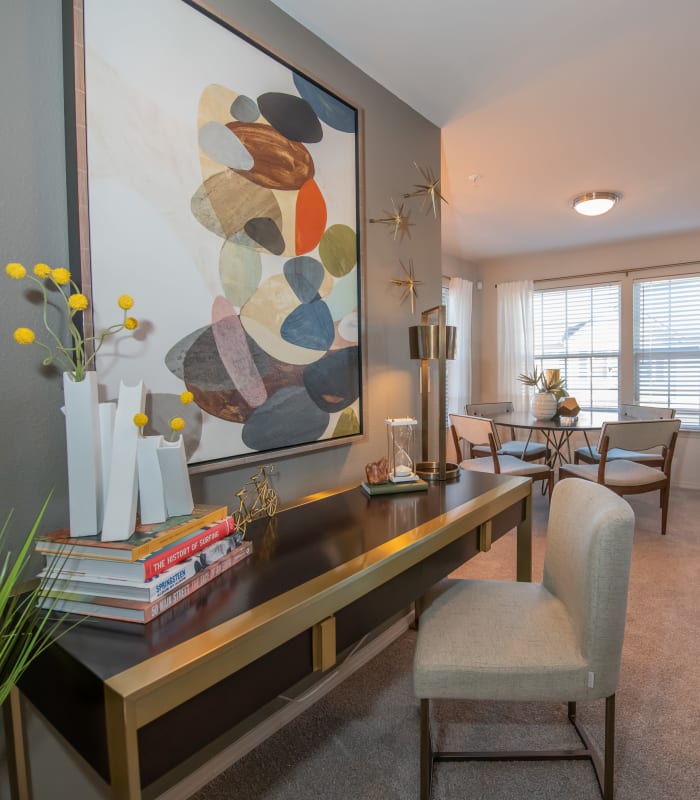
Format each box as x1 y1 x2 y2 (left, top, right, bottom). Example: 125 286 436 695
296 178 327 255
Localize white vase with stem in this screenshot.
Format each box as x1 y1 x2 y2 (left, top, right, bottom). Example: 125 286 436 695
157 436 194 517
62 371 103 536
532 391 558 420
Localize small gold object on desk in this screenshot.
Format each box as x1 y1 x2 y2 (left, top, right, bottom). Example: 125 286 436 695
232 465 279 536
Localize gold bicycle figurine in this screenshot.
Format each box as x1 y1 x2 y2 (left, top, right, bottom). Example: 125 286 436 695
232 465 279 537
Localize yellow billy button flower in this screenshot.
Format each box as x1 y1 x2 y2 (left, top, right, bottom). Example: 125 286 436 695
13 327 36 345
68 293 89 311
118 294 134 310
124 317 138 331
180 391 194 405
5 262 26 280
52 268 71 285
33 263 52 278
133 412 149 429
170 417 185 433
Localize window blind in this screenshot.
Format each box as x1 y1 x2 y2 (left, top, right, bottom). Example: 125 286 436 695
533 284 620 411
634 276 700 426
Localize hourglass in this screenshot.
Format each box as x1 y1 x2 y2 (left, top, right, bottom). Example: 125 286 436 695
385 418 418 482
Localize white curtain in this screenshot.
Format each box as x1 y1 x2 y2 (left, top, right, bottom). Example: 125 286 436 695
497 280 534 414
447 277 472 414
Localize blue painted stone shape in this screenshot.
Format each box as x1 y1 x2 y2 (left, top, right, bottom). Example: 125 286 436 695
198 121 253 170
231 94 259 123
244 217 285 255
284 256 325 303
304 346 359 412
281 298 335 351
257 92 322 143
292 74 356 134
242 385 329 450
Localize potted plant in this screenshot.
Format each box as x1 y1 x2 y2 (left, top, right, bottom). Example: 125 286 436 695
518 368 566 420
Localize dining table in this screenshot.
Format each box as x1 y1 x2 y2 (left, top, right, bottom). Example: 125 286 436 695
489 410 620 469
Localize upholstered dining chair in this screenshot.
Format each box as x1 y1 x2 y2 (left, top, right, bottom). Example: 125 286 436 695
574 405 676 466
466 401 549 462
414 479 635 800
561 418 681 534
451 413 554 497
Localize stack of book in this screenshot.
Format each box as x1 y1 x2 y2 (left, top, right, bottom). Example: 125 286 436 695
35 504 252 623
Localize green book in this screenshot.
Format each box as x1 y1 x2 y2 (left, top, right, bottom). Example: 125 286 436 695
360 478 429 496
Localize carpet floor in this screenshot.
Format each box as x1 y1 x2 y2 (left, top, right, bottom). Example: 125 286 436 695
194 487 700 800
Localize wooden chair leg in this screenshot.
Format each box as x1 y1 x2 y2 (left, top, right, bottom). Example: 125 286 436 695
660 487 670 535
420 699 432 800
604 694 615 800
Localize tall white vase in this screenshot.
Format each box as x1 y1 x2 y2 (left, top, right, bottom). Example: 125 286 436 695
137 436 168 524
102 381 145 541
62 372 103 537
157 437 194 517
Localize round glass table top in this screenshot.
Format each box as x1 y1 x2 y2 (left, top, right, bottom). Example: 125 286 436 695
489 410 620 432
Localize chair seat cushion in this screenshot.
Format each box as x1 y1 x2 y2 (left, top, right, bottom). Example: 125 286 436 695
414 579 590 702
474 440 548 458
459 455 550 478
574 445 662 463
562 459 666 486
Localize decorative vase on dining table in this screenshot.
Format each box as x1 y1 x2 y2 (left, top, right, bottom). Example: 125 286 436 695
531 391 558 420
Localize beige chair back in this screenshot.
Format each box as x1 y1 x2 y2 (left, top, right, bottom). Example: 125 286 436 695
596 418 681 454
450 413 502 455
543 479 635 696
620 403 675 420
466 401 514 417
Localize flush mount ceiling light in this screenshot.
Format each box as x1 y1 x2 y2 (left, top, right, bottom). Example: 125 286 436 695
572 191 620 216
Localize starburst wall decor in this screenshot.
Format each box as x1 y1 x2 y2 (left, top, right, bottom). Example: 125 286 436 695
403 163 447 218
369 200 413 240
390 259 423 313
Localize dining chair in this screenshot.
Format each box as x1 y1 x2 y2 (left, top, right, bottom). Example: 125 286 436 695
574 405 676 466
451 413 554 497
414 478 635 800
561 418 681 534
465 401 549 462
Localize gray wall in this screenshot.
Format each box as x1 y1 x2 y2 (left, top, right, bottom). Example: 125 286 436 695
0 1 441 796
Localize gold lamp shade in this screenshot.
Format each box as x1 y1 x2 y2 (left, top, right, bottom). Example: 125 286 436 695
408 324 457 360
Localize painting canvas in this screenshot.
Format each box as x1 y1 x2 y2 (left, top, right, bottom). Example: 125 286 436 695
70 0 363 469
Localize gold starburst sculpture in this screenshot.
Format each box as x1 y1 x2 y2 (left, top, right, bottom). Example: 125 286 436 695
390 259 423 313
369 200 414 240
403 163 448 217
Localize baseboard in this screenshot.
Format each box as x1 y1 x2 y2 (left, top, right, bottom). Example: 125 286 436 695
152 610 414 800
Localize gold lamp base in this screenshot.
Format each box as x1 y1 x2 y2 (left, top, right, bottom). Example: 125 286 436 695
416 461 460 481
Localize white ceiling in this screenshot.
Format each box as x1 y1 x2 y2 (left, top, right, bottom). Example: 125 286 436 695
271 0 700 261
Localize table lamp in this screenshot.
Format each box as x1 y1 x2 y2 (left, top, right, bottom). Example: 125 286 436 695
408 304 459 481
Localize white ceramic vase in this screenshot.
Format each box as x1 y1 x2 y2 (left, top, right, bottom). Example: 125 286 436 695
102 381 145 541
136 436 168 524
62 372 103 536
532 391 558 420
157 436 194 517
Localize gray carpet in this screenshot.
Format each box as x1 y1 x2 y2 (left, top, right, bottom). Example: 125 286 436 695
194 488 700 800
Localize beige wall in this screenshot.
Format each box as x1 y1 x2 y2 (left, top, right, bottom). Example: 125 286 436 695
475 229 700 489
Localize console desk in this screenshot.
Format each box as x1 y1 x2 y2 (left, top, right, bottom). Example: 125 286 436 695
11 472 532 800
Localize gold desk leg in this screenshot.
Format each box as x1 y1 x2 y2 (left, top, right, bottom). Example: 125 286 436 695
3 687 31 800
516 489 533 582
478 520 493 552
105 686 141 800
312 615 337 672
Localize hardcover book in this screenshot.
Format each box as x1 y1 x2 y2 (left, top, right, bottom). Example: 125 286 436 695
360 478 429 496
42 516 237 581
39 536 249 602
38 541 253 624
35 504 228 562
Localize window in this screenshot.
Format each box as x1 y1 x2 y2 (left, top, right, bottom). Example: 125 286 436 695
634 276 700 427
533 284 620 411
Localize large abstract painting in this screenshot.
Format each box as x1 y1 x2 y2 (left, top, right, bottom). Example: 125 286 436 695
68 0 363 469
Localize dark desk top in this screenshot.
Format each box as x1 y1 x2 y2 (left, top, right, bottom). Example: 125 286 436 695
49 472 516 682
